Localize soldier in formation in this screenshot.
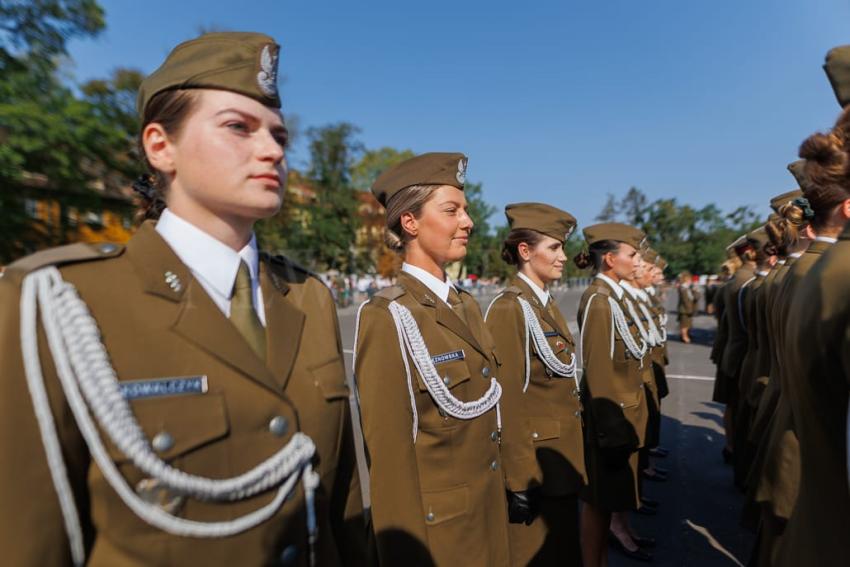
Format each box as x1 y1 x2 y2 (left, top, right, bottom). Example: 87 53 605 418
709 44 850 567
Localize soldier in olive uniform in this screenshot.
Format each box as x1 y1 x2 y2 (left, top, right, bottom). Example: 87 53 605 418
676 272 698 343
573 224 651 567
776 165 850 567
354 153 511 566
0 33 366 566
484 203 585 566
714 235 758 463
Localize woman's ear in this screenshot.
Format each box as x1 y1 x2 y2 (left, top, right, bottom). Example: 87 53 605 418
400 211 419 239
840 197 850 221
142 123 176 175
517 241 531 262
804 224 817 240
602 251 616 271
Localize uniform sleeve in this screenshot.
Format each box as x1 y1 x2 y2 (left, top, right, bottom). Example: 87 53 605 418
325 303 372 565
484 297 543 492
580 294 638 450
711 295 729 364
354 302 430 564
0 275 89 566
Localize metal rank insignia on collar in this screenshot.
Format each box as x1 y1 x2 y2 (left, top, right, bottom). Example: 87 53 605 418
164 271 182 293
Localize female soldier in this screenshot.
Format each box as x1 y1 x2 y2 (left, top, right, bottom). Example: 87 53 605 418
676 272 698 343
754 124 850 565
485 203 585 566
574 223 650 567
732 227 776 490
776 114 850 567
354 153 511 566
0 33 364 566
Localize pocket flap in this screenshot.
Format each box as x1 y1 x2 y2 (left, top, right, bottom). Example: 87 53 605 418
417 359 471 392
109 392 229 463
422 484 469 526
613 390 641 409
311 357 349 400
528 417 560 442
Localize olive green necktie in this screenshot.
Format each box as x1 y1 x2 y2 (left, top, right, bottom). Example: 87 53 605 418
230 261 266 360
447 287 467 325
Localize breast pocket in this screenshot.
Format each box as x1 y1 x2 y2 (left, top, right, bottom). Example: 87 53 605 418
311 357 349 401
417 359 471 392
107 392 230 466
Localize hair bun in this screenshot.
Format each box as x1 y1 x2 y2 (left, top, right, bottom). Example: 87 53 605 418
573 250 592 270
800 132 845 167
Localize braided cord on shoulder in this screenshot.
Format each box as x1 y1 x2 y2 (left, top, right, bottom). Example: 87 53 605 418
516 296 578 391
21 267 319 549
388 301 502 432
608 296 647 360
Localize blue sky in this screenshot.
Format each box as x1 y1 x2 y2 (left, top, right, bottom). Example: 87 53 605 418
67 0 850 230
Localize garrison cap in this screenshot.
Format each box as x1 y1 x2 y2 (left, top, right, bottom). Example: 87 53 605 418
582 222 646 250
505 202 577 243
371 152 468 207
770 189 804 213
656 256 668 270
642 248 659 264
746 226 771 251
787 160 809 192
728 235 751 258
137 32 281 117
824 45 850 108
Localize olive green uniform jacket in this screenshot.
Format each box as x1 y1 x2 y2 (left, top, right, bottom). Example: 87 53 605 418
776 228 850 567
355 272 510 567
719 265 757 404
486 276 585 566
711 277 732 403
677 285 698 327
577 278 649 511
0 222 366 567
756 240 833 520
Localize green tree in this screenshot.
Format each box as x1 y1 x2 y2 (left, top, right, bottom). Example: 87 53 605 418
283 123 363 271
462 181 498 277
350 146 415 192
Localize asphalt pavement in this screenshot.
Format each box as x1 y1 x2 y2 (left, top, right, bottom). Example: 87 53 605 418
337 286 754 567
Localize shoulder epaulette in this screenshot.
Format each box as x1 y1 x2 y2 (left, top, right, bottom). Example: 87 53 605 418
263 252 317 284
376 285 406 301
3 242 124 283
501 285 522 296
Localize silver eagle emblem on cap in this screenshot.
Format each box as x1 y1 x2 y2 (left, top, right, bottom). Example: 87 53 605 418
257 44 279 98
456 158 468 185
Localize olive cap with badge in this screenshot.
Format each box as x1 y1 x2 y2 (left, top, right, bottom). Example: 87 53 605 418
371 152 468 207
505 202 577 243
582 222 647 250
746 226 771 251
137 31 282 116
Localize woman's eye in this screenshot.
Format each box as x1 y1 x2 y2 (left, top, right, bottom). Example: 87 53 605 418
227 121 250 133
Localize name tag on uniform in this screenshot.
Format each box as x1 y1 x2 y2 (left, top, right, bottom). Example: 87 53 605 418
119 376 208 400
431 350 465 365
544 331 559 337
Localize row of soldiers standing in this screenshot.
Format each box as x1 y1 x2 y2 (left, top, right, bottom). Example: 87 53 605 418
710 45 850 567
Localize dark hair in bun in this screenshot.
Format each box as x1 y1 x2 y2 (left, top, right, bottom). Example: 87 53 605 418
799 107 850 231
573 240 620 272
501 229 545 266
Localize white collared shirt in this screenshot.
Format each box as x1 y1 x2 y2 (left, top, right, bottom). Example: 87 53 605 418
595 273 624 300
757 270 769 277
402 262 455 304
156 208 266 325
815 236 838 244
517 271 550 306
646 286 656 297
789 251 804 259
621 280 650 304
776 259 787 266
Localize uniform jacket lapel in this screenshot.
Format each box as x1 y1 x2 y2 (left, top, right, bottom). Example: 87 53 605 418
260 260 305 391
398 272 489 359
511 276 568 341
126 222 282 396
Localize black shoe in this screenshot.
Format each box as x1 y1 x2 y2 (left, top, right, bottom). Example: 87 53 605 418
651 466 669 475
722 447 733 464
636 505 657 516
640 496 660 508
649 447 669 458
632 536 657 549
609 532 654 561
642 469 667 482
